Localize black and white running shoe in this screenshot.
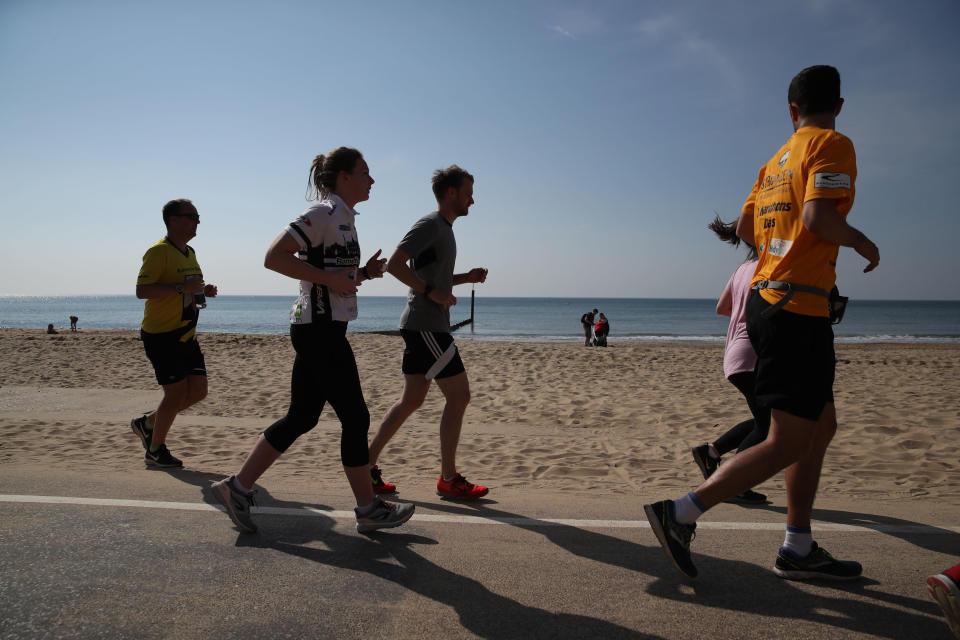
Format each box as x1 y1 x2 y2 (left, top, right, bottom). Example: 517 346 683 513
130 415 153 451
144 444 182 468
774 542 862 580
644 500 698 578
691 443 719 480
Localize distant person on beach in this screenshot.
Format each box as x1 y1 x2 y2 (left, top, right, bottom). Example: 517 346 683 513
689 215 769 505
928 562 960 638
593 313 609 346
645 65 880 580
69 316 78 332
46 323 57 334
366 165 490 500
581 309 597 346
131 198 218 468
206 147 413 535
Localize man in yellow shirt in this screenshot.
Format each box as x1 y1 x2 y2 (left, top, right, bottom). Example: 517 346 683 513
132 199 218 468
645 66 879 580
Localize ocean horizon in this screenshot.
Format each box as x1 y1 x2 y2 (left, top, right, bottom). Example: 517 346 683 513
3 295 959 345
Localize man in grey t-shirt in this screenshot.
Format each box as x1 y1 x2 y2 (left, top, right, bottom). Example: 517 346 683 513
367 165 490 500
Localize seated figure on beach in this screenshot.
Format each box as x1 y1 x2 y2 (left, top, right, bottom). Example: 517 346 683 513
644 65 879 581
130 198 218 469
365 165 490 500
205 147 414 535
592 313 609 346
46 323 57 334
689 215 770 506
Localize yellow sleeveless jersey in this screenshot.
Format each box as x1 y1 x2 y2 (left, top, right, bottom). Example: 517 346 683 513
743 126 857 317
137 237 203 339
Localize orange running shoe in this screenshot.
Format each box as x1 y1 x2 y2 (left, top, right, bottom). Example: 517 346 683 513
370 465 397 494
437 473 489 499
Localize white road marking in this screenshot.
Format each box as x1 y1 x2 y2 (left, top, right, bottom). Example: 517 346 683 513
1 494 957 534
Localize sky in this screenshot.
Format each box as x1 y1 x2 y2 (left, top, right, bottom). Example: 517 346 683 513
1 0 958 300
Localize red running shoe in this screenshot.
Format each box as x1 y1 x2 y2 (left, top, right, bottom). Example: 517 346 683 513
437 473 489 500
370 465 397 494
928 565 960 639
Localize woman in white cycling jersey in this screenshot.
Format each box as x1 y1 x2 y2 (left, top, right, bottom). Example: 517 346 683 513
207 147 414 534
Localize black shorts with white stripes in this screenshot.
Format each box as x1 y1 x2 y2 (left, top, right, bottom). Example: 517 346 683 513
400 329 466 381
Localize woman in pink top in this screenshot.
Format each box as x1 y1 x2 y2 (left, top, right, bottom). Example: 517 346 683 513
690 216 771 504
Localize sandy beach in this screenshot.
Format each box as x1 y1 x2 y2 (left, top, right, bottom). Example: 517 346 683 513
2 328 958 501
3 328 960 639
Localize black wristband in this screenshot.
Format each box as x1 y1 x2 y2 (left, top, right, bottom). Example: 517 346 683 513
423 284 433 297
360 266 370 280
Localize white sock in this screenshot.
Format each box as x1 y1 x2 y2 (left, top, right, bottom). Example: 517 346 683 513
230 476 251 494
783 525 813 556
673 492 706 525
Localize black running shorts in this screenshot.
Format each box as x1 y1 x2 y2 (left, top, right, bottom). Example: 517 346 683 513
141 330 206 386
746 291 834 421
400 329 466 380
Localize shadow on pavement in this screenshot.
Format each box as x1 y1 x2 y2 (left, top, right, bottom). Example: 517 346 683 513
411 498 948 639
161 469 949 639
237 509 663 640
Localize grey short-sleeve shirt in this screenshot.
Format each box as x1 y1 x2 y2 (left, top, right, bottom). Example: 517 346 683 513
397 212 456 332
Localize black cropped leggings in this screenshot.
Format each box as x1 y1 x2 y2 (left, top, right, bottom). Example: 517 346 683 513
713 370 772 456
263 322 370 467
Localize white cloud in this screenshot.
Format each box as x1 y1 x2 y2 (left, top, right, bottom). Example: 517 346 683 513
632 14 678 39
548 24 575 39
630 11 742 95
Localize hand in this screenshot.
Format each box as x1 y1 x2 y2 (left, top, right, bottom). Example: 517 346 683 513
327 271 359 296
855 237 880 273
365 249 387 279
428 290 457 308
183 278 205 295
204 284 218 298
469 267 488 283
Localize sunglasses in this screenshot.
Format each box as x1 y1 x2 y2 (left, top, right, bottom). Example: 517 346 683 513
171 213 200 221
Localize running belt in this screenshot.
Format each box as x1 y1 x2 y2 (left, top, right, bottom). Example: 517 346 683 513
752 280 831 319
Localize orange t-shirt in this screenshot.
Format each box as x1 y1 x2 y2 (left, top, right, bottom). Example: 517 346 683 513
742 126 857 317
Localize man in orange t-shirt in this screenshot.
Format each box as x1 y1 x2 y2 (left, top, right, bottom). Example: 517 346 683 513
644 66 879 581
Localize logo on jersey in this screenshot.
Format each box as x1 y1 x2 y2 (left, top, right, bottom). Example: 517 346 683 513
814 172 851 189
766 238 792 257
761 170 794 191
759 202 792 215
297 215 313 227
778 150 790 168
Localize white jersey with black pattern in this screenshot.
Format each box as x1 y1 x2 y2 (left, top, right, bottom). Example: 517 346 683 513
284 193 361 324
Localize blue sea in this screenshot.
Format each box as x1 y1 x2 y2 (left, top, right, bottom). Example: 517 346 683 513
2 295 958 344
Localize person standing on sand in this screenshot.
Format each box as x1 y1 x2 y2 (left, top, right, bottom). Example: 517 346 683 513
206 147 414 534
131 199 218 468
645 65 880 580
365 165 490 500
581 309 597 346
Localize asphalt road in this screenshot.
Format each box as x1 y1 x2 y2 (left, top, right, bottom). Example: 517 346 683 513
1 466 957 640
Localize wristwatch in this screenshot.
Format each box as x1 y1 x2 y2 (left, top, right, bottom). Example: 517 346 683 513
175 284 184 294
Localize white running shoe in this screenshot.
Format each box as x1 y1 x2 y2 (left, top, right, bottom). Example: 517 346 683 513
355 498 415 533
